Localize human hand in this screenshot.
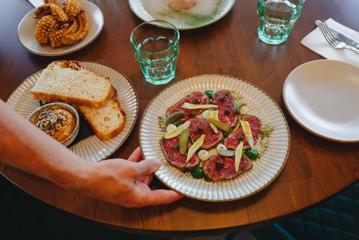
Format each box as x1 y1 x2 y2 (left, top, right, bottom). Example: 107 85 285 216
127 147 153 185
78 147 183 208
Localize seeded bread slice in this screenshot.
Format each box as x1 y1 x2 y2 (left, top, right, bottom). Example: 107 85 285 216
31 61 112 107
78 93 126 141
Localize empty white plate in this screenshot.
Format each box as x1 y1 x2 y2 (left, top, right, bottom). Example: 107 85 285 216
283 60 359 142
18 0 104 56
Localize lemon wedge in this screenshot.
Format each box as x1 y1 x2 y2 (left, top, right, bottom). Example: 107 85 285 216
235 141 244 172
240 120 254 148
182 102 218 110
164 121 190 139
186 134 205 162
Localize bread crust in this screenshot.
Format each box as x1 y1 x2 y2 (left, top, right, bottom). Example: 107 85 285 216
79 97 126 141
31 89 112 108
32 60 124 140
31 60 113 107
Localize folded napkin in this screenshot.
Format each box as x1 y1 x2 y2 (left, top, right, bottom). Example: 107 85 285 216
27 0 43 7
301 18 359 67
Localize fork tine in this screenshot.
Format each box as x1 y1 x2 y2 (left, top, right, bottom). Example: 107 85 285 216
318 22 334 45
320 22 335 43
322 21 337 41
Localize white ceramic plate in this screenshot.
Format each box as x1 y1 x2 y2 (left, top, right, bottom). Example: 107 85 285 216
7 62 138 162
129 0 236 30
283 60 359 142
140 75 290 202
18 0 104 56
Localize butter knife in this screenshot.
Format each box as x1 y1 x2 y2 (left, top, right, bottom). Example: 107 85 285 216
315 20 359 50
27 0 43 7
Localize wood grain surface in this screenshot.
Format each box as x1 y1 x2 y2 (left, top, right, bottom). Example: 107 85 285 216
0 0 358 235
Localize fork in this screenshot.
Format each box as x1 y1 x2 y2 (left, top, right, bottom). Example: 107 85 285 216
317 20 359 54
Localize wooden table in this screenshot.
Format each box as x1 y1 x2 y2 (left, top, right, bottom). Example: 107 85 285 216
1 0 358 236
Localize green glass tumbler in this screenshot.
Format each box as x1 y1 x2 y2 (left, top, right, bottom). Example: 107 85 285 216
130 20 180 85
257 0 305 45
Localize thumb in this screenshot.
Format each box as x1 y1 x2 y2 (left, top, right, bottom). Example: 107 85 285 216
134 159 161 177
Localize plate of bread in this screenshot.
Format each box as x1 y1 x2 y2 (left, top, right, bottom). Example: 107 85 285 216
7 61 138 161
18 0 104 56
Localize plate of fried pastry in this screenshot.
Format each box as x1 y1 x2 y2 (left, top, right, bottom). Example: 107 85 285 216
7 61 138 162
18 0 104 56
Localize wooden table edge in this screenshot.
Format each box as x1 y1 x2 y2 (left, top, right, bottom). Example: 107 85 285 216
1 166 358 235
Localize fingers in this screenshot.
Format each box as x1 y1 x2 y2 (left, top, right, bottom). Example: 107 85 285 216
137 189 184 207
128 147 142 162
142 175 153 185
128 147 153 185
134 158 161 176
136 175 153 185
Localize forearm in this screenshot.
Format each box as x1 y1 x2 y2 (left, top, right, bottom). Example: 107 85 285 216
0 100 91 189
0 100 182 207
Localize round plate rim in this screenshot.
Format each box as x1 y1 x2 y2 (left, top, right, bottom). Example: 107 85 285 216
283 59 359 143
6 61 139 161
140 74 291 202
128 0 237 30
17 0 104 57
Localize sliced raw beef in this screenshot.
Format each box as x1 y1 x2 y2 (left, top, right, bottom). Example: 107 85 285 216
213 90 238 127
242 114 261 133
224 114 261 149
188 118 223 149
160 137 199 171
203 155 253 181
224 130 246 149
213 90 233 107
166 92 209 121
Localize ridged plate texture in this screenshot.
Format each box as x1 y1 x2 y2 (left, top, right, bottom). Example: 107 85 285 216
140 75 290 201
7 62 138 162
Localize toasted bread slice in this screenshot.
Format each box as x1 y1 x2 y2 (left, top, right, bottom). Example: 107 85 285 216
79 93 126 141
31 61 112 107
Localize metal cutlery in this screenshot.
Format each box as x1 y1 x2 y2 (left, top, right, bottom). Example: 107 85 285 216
316 20 359 54
315 20 359 49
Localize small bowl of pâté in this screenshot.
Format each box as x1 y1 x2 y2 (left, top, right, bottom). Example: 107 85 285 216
28 102 80 146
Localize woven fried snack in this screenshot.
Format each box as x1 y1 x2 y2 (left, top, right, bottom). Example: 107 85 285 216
44 0 60 5
62 12 88 45
35 15 59 45
49 19 78 48
64 0 81 19
34 4 69 22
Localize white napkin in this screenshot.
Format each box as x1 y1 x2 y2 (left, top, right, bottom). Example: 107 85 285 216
27 0 43 7
301 18 359 67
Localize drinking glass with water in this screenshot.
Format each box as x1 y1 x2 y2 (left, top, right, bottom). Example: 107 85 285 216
257 0 305 45
130 20 180 85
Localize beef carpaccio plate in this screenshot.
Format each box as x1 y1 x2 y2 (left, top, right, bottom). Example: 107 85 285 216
160 90 272 182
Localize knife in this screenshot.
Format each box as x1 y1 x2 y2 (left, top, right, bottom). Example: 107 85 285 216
315 20 359 50
27 0 43 8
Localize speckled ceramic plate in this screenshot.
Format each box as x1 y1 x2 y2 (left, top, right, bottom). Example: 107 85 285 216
18 0 104 56
140 75 290 202
7 62 138 162
129 0 236 30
